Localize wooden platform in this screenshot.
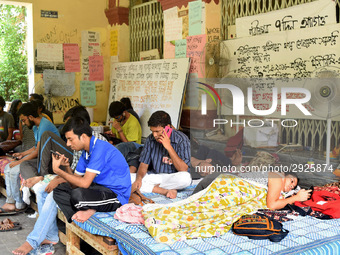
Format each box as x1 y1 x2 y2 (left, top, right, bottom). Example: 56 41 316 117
0 175 118 255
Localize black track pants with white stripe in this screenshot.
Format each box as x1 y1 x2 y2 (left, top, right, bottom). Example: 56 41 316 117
53 182 122 223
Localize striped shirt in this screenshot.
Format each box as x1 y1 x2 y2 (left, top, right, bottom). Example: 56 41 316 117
139 129 191 174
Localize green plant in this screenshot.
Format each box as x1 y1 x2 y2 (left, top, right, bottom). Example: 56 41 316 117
0 4 28 102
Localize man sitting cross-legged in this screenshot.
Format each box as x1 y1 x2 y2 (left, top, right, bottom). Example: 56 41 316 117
131 111 191 199
52 117 131 223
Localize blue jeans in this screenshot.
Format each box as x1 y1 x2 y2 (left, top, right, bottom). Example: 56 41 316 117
115 142 143 157
27 182 59 249
4 164 25 209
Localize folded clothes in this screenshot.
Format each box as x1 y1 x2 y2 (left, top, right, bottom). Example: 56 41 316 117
114 203 144 224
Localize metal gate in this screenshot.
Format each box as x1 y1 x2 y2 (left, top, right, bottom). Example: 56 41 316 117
130 1 163 61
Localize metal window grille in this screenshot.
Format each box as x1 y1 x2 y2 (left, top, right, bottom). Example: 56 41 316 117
221 0 340 151
130 0 163 61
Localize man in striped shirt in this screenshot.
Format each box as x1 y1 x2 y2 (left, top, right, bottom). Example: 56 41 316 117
131 111 191 198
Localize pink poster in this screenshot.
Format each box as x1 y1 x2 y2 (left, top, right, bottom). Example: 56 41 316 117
163 42 175 59
63 44 81 72
89 55 104 81
186 34 206 78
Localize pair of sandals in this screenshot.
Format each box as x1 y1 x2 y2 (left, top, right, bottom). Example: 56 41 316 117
0 218 22 232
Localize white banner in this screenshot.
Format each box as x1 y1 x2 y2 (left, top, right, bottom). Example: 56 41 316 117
221 23 340 120
236 0 336 38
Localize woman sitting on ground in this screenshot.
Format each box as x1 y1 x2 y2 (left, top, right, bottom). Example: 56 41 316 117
193 171 311 210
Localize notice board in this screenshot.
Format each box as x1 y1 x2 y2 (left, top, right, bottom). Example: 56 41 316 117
108 58 190 137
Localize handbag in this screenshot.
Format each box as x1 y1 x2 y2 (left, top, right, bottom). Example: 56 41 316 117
232 213 289 242
0 140 22 156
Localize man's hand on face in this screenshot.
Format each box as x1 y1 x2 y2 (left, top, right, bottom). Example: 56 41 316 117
158 129 171 150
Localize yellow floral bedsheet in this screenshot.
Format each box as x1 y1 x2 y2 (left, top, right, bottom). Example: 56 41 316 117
142 174 268 244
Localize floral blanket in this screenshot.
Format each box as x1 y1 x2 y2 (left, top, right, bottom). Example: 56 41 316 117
143 174 268 244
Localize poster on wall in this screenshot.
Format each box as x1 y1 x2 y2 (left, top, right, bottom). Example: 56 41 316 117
188 0 203 36
108 58 190 137
110 29 118 56
63 44 81 72
164 7 183 42
37 43 63 62
221 23 340 120
81 30 101 56
80 80 96 106
88 55 104 81
43 70 76 97
186 34 206 78
236 0 336 38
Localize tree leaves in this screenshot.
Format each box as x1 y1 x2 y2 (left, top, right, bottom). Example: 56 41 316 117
0 4 28 101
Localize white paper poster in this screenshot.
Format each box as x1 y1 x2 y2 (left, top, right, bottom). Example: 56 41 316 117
37 43 63 62
164 7 183 42
81 31 101 56
236 0 336 38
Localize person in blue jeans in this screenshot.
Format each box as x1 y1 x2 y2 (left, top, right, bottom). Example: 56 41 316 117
12 106 107 255
1 102 60 214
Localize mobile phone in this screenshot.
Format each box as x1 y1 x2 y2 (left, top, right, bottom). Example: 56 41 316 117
5 153 19 160
164 126 173 138
50 150 59 157
308 185 314 196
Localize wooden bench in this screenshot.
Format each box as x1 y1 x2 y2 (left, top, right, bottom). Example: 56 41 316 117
0 175 119 255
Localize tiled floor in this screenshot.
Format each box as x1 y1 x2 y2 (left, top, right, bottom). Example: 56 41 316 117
0 196 66 255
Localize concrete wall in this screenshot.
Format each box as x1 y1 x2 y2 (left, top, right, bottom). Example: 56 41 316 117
6 0 130 124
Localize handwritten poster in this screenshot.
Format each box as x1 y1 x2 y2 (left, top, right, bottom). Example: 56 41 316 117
164 42 175 59
63 44 80 72
110 29 118 56
221 23 340 120
37 43 63 62
164 7 183 42
81 31 101 56
80 81 96 106
89 56 104 81
43 70 75 97
236 0 336 38
189 0 203 36
186 34 206 78
175 39 187 58
108 58 190 137
82 57 90 81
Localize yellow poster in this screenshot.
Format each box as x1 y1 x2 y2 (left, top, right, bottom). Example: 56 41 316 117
110 29 118 56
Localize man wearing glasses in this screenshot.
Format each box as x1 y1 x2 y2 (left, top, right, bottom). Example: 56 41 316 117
0 102 59 214
106 101 142 145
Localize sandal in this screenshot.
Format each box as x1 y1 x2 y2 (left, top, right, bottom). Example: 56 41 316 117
0 218 22 232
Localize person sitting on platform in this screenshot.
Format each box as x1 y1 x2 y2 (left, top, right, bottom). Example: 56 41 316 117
12 106 107 255
1 102 59 214
131 111 191 199
105 101 142 145
53 117 131 223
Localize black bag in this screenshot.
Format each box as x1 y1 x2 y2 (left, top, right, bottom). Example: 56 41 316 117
232 213 289 242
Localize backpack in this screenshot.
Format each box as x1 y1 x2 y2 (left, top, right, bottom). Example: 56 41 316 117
232 213 289 242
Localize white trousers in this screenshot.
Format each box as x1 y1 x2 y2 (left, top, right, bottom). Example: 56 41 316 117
130 171 192 193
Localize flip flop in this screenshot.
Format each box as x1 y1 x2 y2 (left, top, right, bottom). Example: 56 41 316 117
0 218 22 232
0 207 17 216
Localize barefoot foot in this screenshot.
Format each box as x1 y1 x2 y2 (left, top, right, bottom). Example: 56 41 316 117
12 242 33 255
71 209 96 223
166 189 177 199
25 176 44 188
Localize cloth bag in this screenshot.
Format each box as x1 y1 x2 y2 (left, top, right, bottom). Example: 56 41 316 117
232 213 289 242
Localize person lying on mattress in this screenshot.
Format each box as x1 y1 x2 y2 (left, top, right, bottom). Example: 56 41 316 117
193 171 312 210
